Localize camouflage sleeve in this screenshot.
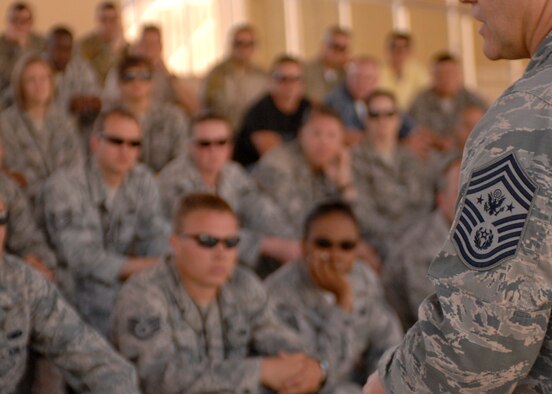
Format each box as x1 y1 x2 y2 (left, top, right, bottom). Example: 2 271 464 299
128 172 170 257
237 227 263 268
2 175 57 269
26 264 139 394
379 90 552 392
167 108 190 164
112 279 263 394
42 175 126 285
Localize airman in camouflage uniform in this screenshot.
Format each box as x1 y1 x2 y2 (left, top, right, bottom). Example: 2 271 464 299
266 201 402 394
0 196 139 394
113 193 325 394
364 1 552 392
252 107 356 237
41 108 169 337
158 113 298 269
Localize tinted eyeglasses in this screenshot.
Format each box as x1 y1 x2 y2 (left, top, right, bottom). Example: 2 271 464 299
0 212 8 226
233 40 256 48
193 138 230 148
312 238 357 251
121 71 153 82
100 133 142 148
367 110 397 119
272 72 303 83
329 42 348 52
178 233 240 249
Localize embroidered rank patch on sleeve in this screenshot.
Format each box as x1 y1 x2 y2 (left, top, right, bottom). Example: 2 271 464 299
128 317 161 340
452 152 537 270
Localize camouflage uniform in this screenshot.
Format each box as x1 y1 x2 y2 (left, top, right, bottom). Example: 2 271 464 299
408 87 486 136
78 33 127 86
0 172 56 270
0 253 139 394
379 32 552 393
200 58 268 131
266 261 402 393
41 159 170 337
351 141 433 258
134 102 189 173
53 55 100 113
158 155 294 267
112 258 303 394
252 141 345 237
0 33 45 100
382 210 449 330
303 58 345 104
0 105 82 206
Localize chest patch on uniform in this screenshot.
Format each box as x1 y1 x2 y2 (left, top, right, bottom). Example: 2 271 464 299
452 153 537 269
128 317 161 340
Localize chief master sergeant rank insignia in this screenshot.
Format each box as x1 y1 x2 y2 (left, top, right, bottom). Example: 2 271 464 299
453 152 537 270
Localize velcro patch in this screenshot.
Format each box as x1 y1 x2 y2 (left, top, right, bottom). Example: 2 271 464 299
452 152 537 270
128 317 161 340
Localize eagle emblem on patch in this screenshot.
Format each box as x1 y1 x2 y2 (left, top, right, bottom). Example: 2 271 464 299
128 317 161 340
452 152 537 269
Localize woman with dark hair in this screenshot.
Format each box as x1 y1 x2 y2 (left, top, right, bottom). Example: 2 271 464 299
0 53 81 206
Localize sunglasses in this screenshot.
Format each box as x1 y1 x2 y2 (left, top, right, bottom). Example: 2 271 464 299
121 71 153 82
329 42 348 52
234 40 256 48
194 138 229 148
367 110 397 119
312 238 357 251
100 133 142 148
272 73 303 83
0 212 8 226
178 233 240 249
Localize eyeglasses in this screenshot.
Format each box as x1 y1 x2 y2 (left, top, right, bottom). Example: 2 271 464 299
329 42 348 52
272 73 303 83
233 40 256 48
312 237 357 251
367 110 397 119
0 212 8 226
177 233 240 249
193 138 229 148
100 133 142 148
121 71 153 82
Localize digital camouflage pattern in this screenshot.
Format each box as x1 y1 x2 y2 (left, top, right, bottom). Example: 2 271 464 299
112 258 303 394
41 159 170 336
0 172 56 270
382 210 449 330
0 253 139 394
53 55 101 112
266 261 402 393
158 154 294 267
379 31 552 393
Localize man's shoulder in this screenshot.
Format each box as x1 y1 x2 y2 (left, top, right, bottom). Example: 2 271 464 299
119 259 172 302
264 261 304 293
45 164 86 192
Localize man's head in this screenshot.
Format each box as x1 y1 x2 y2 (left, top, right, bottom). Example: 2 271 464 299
91 108 142 177
321 26 351 69
345 56 380 101
364 89 401 144
460 0 552 60
431 52 462 97
299 105 345 169
12 54 53 109
95 1 121 41
117 55 154 101
189 113 233 176
269 54 305 102
46 26 73 72
436 159 462 225
386 31 413 68
171 193 239 290
302 200 360 277
136 25 163 64
229 24 257 65
5 2 33 41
